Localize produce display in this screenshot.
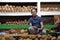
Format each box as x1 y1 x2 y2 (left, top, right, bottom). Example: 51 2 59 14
6 19 28 24
0 2 37 12
0 16 54 29
42 16 54 25
0 29 59 40
0 16 58 40
0 2 59 40
0 4 36 12
0 24 54 29
0 30 59 40
41 2 60 11
41 7 60 11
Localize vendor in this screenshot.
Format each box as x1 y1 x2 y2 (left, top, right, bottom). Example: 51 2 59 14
28 8 46 34
54 21 60 32
51 21 60 36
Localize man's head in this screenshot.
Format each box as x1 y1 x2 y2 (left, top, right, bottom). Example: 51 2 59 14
31 8 37 16
55 21 60 27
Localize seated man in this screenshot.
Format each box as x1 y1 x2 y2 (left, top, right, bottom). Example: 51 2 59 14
54 21 60 32
51 21 60 36
28 8 46 34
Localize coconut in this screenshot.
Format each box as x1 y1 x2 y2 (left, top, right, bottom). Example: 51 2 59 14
35 38 38 40
57 36 60 40
40 38 43 40
24 29 28 33
26 38 32 40
9 29 17 34
51 37 56 40
41 35 46 38
21 7 25 12
19 38 23 40
31 35 36 39
37 34 42 38
20 29 25 34
29 35 32 39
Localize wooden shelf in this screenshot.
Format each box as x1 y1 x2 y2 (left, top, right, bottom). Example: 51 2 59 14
0 12 32 16
0 0 37 2
40 11 60 15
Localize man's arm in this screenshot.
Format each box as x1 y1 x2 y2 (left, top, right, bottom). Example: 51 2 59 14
29 23 37 29
29 23 32 27
28 18 32 27
29 18 37 29
39 22 43 30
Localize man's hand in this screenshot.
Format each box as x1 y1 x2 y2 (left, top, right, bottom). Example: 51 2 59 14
38 28 43 30
33 26 38 29
39 22 43 30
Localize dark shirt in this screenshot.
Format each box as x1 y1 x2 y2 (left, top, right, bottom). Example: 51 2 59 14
28 16 42 28
54 27 60 32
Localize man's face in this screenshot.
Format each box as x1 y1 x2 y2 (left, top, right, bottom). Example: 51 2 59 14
31 9 37 16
